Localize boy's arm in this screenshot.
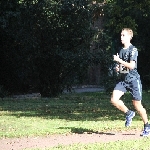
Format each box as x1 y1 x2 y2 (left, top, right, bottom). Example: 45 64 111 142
114 63 120 72
119 59 135 70
113 53 135 70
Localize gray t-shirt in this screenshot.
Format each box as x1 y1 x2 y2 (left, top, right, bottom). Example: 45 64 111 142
118 45 139 81
119 45 138 74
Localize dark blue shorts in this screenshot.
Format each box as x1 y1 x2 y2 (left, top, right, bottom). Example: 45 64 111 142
114 78 142 101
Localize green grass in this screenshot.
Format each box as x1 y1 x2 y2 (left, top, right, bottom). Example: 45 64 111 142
26 138 150 150
0 91 150 149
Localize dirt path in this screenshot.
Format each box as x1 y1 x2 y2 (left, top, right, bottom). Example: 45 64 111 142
0 130 145 150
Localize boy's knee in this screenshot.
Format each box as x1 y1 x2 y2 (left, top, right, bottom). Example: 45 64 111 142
111 96 118 105
111 90 124 104
133 100 144 111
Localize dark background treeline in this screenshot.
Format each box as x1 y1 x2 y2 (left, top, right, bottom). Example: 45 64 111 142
0 0 150 97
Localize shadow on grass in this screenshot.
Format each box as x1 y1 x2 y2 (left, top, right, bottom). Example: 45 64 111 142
58 127 115 135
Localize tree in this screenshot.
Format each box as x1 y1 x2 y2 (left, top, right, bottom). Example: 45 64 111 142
0 0 30 93
31 0 95 97
0 0 96 96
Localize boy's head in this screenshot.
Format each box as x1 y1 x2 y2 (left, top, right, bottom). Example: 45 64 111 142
121 28 133 45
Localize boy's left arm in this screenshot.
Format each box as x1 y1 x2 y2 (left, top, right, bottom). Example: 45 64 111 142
113 48 137 70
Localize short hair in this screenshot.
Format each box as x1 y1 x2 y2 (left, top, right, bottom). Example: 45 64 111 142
122 28 133 39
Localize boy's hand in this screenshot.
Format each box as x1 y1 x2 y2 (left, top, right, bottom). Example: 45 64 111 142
116 64 119 72
113 53 120 62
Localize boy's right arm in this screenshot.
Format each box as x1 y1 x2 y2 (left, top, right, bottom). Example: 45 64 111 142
114 50 121 73
116 64 120 72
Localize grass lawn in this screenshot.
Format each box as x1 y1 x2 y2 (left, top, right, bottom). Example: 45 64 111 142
42 138 150 150
0 91 150 149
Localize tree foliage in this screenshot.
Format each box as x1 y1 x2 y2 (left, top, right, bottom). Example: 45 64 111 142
0 0 96 97
1 0 150 97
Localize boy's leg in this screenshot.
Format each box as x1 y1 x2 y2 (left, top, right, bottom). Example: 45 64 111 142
132 100 150 136
111 90 128 113
131 78 150 136
131 79 147 122
132 100 148 124
111 80 136 127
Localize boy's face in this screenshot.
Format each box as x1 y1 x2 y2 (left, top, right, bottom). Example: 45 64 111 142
121 30 131 45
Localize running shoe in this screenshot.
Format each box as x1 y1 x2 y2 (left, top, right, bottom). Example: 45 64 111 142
125 111 135 127
140 125 150 136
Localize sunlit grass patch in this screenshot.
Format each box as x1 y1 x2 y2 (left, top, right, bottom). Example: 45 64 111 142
0 92 150 138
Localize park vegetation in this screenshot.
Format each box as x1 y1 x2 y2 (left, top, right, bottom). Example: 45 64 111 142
0 0 150 97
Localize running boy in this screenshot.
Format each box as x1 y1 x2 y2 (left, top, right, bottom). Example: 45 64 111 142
111 28 150 136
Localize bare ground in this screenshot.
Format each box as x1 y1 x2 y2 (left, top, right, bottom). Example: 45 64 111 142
0 129 146 150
